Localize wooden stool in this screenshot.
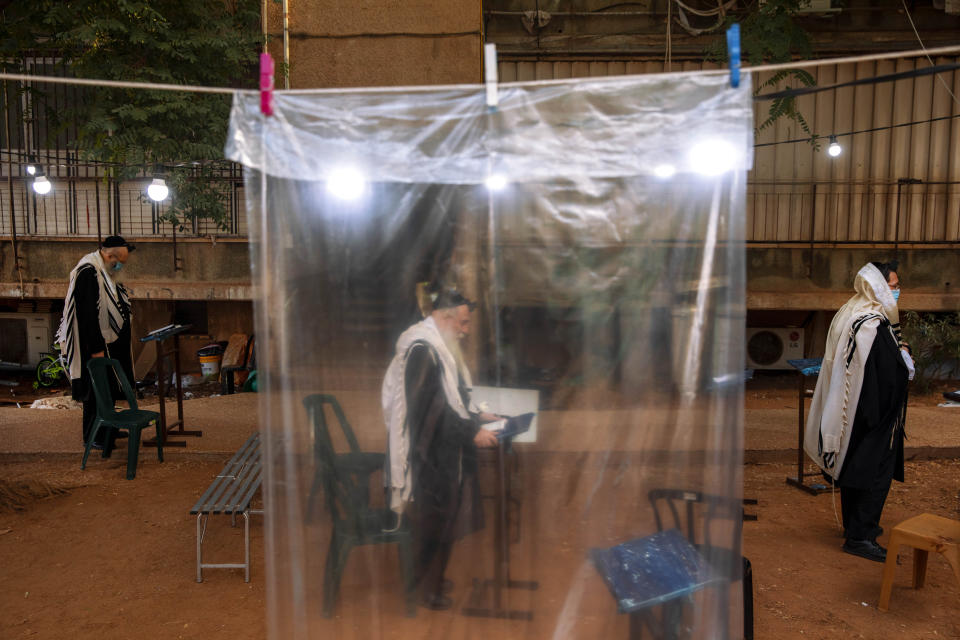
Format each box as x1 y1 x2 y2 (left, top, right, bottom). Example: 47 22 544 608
878 513 960 612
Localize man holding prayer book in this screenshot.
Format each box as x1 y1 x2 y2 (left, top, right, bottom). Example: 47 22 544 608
382 289 499 610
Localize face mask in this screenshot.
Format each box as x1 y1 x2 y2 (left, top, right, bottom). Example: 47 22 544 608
891 289 900 302
111 262 123 273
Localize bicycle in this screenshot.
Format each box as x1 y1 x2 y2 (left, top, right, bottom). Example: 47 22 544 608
35 344 68 388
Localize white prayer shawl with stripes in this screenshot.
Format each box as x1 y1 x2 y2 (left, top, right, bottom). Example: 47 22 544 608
804 263 901 480
56 250 129 381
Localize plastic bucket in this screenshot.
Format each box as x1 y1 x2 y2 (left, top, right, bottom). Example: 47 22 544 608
199 354 221 378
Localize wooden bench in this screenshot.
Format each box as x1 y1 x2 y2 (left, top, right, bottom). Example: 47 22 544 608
190 431 263 582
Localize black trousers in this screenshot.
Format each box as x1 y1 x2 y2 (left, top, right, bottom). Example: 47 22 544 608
413 532 453 597
410 492 460 597
840 452 896 541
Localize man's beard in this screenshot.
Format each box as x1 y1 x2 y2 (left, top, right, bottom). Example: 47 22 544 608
440 329 466 374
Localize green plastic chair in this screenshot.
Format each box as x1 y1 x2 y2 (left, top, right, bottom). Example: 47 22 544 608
303 394 415 618
82 357 163 480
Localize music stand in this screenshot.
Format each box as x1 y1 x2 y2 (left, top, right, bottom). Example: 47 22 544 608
463 415 539 620
141 324 203 448
785 358 828 495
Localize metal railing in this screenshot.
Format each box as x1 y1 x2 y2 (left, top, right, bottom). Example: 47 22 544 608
0 167 247 238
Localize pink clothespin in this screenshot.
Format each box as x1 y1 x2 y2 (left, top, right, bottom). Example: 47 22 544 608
260 53 275 117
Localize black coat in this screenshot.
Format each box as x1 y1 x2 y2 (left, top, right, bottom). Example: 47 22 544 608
837 320 908 490
404 342 484 542
69 265 134 403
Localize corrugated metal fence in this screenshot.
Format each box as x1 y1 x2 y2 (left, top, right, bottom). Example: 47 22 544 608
499 56 960 243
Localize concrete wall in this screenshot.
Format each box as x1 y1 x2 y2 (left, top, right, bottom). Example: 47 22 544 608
267 0 482 88
0 238 251 301
746 247 960 311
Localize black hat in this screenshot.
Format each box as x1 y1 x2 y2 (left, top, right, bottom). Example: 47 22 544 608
434 290 476 311
101 235 136 252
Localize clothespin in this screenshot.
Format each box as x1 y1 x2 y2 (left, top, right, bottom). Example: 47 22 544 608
260 52 275 116
484 43 499 111
726 24 741 89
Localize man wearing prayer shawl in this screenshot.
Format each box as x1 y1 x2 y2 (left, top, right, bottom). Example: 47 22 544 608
804 260 913 563
56 236 136 453
382 289 499 610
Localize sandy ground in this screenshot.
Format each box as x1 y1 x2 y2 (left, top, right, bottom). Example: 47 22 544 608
0 374 958 639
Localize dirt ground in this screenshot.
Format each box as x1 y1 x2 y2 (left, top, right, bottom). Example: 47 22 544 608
0 374 958 639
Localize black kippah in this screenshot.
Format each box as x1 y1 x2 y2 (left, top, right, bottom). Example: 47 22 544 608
434 290 476 311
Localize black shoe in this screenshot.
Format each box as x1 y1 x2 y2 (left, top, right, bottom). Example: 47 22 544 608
420 593 452 611
843 538 887 562
88 442 104 451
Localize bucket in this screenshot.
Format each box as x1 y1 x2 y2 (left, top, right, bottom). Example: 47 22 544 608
199 354 221 378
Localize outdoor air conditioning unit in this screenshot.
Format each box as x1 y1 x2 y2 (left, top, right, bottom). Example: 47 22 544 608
746 327 804 370
0 312 56 369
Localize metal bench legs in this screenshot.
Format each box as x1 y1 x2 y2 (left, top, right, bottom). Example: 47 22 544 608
196 510 259 583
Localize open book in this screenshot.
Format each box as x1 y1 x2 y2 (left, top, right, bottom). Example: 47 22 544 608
485 412 536 441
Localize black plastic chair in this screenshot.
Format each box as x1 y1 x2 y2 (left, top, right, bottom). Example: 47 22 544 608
647 488 754 640
82 357 163 480
303 394 416 618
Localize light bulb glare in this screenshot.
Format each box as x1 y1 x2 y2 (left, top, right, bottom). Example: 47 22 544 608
26 164 36 176
147 178 169 202
688 139 737 176
326 167 366 201
484 173 508 191
653 163 676 179
827 140 842 157
32 175 51 195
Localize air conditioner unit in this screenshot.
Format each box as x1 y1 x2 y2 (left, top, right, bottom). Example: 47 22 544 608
0 312 56 369
746 327 804 370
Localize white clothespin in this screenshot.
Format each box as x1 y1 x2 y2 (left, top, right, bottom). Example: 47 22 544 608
484 43 499 110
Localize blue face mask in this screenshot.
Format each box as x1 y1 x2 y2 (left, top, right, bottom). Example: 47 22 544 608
111 262 123 273
891 289 900 302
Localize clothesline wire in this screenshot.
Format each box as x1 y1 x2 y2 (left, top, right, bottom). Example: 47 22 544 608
753 113 960 148
0 45 957 96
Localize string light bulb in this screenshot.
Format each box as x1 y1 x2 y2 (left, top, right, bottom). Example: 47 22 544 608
26 164 36 176
688 139 738 176
32 173 51 195
484 173 507 191
827 135 842 157
326 166 367 201
653 163 676 179
147 177 169 202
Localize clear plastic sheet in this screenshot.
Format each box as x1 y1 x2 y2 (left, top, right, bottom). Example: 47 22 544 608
226 72 752 640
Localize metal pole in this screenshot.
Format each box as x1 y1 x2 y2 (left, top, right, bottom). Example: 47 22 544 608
807 183 817 277
894 180 902 255
4 81 20 279
94 178 102 243
261 0 268 54
894 178 921 256
283 0 290 89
